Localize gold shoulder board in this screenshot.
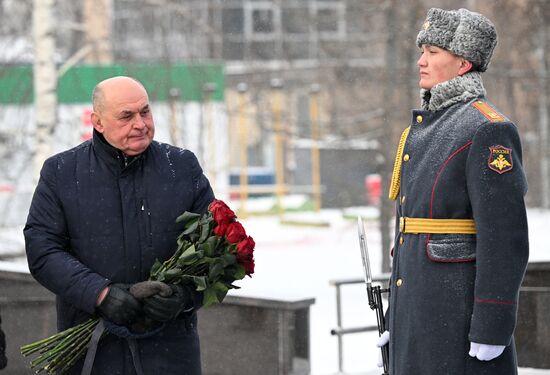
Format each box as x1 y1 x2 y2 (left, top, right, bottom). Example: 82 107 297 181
472 100 505 122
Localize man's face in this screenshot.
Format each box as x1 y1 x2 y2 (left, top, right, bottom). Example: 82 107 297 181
92 78 155 156
417 45 466 90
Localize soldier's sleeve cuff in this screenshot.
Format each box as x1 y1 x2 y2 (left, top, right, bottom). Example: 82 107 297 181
468 298 517 345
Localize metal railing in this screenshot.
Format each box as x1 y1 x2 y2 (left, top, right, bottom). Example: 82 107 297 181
329 274 390 373
329 275 550 373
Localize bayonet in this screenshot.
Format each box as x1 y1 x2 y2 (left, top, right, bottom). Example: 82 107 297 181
357 216 389 375
358 216 375 308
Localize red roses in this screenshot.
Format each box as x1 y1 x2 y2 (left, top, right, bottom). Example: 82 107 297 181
236 236 255 275
209 199 237 224
213 222 229 237
225 222 246 243
209 199 255 276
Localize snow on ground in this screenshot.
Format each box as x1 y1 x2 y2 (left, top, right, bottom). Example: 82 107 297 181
525 208 550 263
230 211 383 374
227 199 550 375
1 196 549 374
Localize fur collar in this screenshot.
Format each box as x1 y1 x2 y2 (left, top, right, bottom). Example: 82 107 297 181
420 72 486 112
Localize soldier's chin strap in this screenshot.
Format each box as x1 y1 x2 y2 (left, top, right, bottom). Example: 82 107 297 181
81 319 145 375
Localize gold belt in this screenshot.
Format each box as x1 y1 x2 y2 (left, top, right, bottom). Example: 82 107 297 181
399 217 477 234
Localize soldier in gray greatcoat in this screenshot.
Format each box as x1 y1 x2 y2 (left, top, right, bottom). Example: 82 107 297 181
375 8 529 375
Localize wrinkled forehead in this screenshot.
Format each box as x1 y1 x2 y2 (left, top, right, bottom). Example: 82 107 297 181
101 79 150 112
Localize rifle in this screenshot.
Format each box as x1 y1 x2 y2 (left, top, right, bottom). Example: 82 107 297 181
357 216 390 375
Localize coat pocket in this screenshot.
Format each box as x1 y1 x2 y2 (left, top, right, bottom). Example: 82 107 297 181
426 235 476 262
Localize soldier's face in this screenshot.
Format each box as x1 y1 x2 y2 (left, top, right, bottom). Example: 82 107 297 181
417 45 467 90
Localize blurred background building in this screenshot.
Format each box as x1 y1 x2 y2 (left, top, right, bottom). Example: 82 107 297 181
0 0 548 271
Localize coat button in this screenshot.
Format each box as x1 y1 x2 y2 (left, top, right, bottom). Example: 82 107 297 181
399 235 404 245
401 196 406 204
403 154 410 162
416 115 423 123
396 279 403 287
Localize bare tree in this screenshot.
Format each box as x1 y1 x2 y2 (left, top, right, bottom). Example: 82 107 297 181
32 0 57 179
84 0 113 63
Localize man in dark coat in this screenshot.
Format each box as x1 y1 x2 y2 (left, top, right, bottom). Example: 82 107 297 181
24 76 215 374
376 8 529 375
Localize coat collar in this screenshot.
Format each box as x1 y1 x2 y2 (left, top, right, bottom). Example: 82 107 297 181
420 72 486 112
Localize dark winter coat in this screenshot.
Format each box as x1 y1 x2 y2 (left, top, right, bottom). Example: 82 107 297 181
24 131 214 375
388 73 529 375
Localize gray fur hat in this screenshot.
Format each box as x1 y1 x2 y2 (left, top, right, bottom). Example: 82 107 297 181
416 8 497 72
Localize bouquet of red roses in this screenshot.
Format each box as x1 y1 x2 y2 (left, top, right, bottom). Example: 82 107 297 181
151 199 255 306
21 199 255 374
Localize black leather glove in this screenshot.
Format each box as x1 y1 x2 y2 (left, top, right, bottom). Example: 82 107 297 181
0 318 6 370
143 284 194 322
97 284 142 327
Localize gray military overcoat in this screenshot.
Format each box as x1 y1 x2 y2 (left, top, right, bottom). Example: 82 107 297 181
388 94 529 375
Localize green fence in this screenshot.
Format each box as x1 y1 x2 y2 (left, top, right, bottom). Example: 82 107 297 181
0 63 225 104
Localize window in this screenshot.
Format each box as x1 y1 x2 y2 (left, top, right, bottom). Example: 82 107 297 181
282 41 311 60
248 40 276 59
316 2 346 39
223 41 245 60
317 7 339 32
222 8 244 34
245 2 280 38
252 8 274 33
282 7 309 34
222 7 245 60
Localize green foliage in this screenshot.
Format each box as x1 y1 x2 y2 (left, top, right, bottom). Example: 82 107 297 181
199 236 220 257
177 212 201 235
150 259 162 277
203 282 229 308
183 275 207 291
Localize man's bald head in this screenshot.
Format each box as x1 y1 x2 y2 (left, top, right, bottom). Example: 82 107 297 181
92 76 147 114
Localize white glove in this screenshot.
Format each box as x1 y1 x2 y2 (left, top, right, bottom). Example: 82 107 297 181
468 342 505 361
376 330 390 367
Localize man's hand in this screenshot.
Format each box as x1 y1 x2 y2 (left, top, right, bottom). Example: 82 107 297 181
97 284 142 327
469 342 505 361
143 283 193 322
376 330 390 368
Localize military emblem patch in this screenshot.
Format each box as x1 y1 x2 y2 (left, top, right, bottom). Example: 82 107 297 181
488 145 513 174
